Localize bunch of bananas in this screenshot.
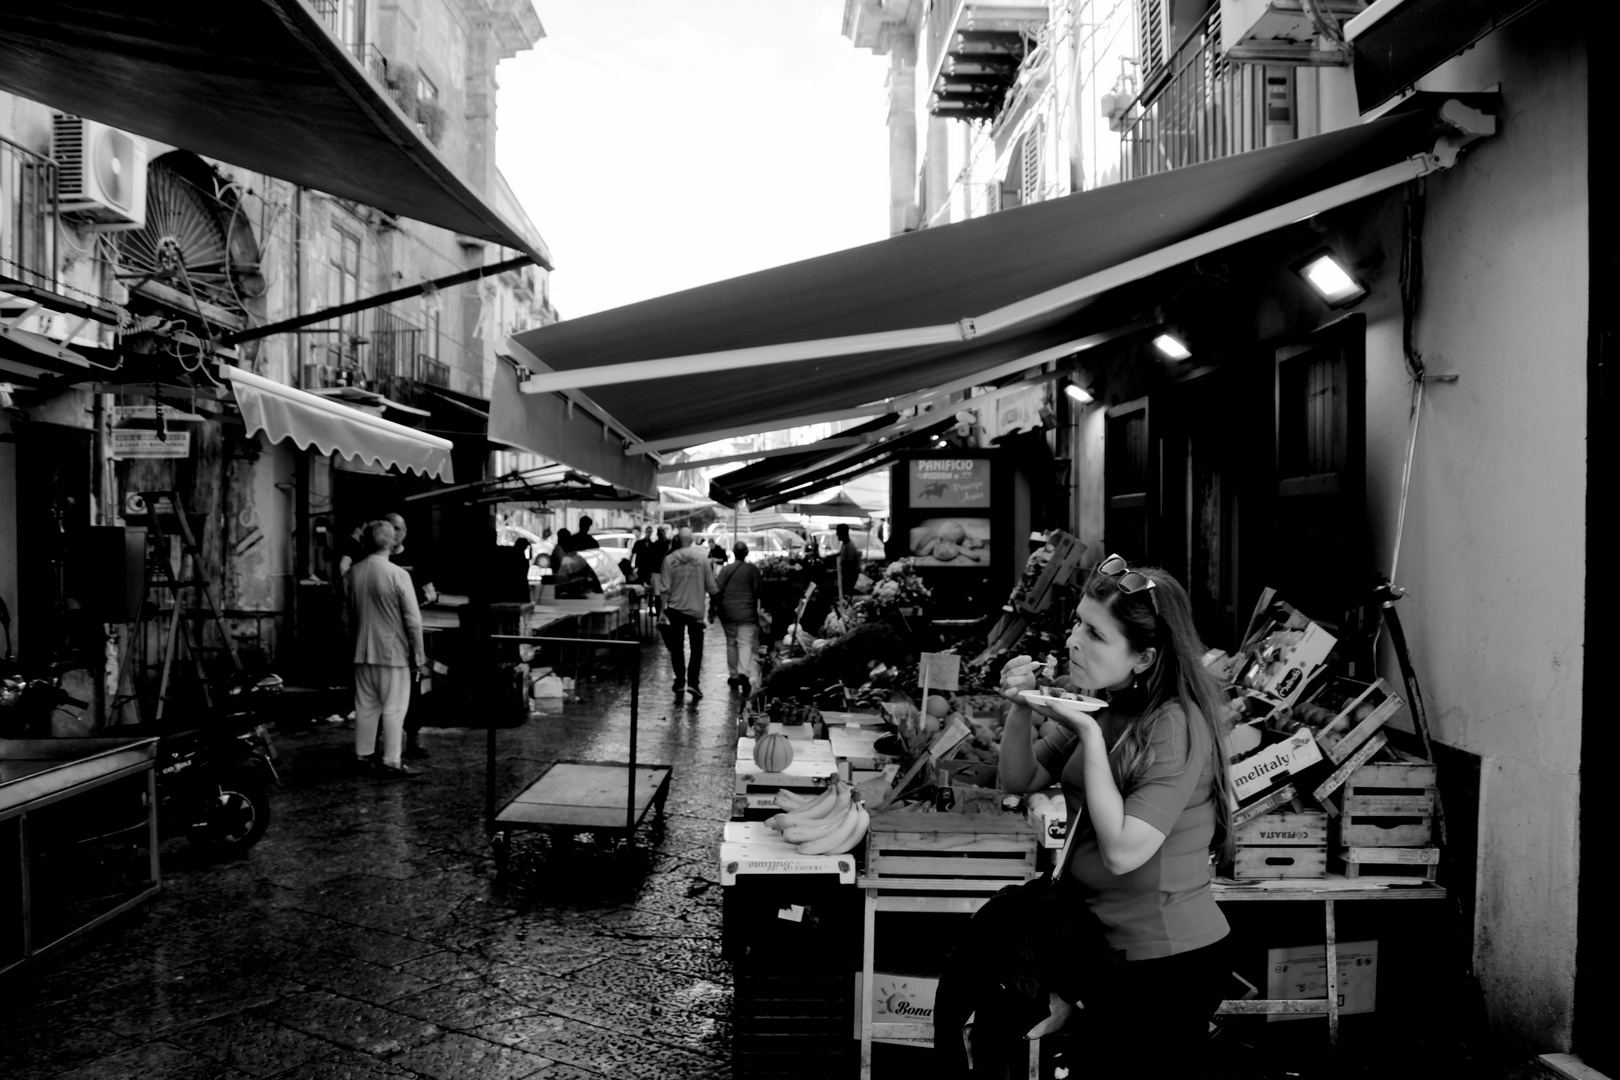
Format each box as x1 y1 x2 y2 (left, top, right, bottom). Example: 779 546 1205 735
768 779 870 855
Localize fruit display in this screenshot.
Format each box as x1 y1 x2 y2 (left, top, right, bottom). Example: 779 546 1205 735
766 779 870 855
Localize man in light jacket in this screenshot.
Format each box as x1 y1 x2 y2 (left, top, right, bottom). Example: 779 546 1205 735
716 542 763 696
657 527 718 701
343 520 425 778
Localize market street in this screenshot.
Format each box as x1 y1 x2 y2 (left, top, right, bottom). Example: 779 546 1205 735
3 629 1515 1080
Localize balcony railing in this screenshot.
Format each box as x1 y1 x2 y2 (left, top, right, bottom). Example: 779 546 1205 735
1118 7 1274 180
300 304 465 398
0 134 57 291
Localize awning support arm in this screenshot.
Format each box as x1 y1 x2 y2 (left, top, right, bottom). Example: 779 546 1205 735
221 254 532 345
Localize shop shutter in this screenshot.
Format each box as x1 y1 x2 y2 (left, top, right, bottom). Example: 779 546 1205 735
1105 397 1152 562
1272 315 1367 628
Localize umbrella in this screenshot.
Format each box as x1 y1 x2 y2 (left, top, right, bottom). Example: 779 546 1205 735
784 490 871 519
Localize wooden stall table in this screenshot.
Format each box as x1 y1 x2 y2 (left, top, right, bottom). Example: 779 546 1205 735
856 811 1041 1080
1212 875 1449 1046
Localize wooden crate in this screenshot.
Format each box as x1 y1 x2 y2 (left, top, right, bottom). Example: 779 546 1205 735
736 737 838 795
1338 845 1440 880
1235 810 1328 847
863 811 1037 882
1232 845 1329 879
1338 761 1437 847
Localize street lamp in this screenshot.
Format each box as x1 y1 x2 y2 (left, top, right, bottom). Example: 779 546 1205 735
1294 249 1367 307
1064 383 1094 404
1153 333 1191 361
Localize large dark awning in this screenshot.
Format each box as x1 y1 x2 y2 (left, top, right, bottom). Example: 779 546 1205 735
707 415 901 507
487 359 658 499
510 104 1479 451
0 1 545 263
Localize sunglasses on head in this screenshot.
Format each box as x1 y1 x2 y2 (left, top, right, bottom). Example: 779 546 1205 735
1090 553 1159 613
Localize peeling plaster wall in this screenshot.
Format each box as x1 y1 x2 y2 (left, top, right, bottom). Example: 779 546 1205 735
1359 10 1586 1051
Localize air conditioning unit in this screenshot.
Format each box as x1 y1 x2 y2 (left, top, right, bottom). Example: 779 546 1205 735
1219 0 1366 64
53 115 149 229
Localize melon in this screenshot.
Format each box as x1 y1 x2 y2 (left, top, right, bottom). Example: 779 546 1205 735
753 732 794 773
925 695 951 718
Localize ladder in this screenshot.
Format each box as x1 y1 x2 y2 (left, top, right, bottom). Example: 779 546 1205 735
113 491 242 722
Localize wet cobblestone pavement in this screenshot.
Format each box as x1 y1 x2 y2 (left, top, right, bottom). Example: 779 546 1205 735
3 630 740 1080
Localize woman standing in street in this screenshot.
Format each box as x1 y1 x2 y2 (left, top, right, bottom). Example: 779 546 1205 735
934 555 1236 1077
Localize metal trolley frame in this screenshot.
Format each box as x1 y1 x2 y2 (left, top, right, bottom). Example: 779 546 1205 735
483 633 671 870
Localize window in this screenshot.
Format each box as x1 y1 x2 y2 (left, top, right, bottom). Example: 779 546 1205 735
328 226 361 347
417 70 439 102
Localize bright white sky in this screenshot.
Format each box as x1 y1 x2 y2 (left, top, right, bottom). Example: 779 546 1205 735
496 2 894 319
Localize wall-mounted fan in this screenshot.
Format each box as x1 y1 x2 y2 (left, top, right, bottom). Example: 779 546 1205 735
113 158 253 318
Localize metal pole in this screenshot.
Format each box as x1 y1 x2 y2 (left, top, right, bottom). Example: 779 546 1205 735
627 650 639 832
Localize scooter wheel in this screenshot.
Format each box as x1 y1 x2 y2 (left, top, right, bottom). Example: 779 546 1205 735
187 775 271 856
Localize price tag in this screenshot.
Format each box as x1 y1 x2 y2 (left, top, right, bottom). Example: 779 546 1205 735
919 652 961 691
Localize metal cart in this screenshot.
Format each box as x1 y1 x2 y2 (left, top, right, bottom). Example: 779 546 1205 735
484 633 671 871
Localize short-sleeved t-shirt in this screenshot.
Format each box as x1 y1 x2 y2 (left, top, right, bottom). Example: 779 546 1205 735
1034 695 1228 960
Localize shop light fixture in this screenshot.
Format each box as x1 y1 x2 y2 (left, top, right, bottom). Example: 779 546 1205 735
1153 333 1191 361
1064 383 1094 404
1294 249 1367 307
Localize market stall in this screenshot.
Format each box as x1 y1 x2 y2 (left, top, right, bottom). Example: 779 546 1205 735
719 544 1455 1076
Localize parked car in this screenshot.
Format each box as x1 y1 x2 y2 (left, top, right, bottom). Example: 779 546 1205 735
810 529 886 562
501 526 636 580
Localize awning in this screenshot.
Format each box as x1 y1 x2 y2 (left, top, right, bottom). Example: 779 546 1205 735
0 2 545 263
707 415 900 507
0 322 94 386
1346 0 1548 113
223 365 453 481
402 464 643 509
726 419 956 511
487 358 658 498
510 102 1482 450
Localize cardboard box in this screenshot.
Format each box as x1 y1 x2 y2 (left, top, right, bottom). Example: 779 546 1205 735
851 972 938 1036
1232 593 1337 708
1266 939 1377 1022
1230 726 1324 803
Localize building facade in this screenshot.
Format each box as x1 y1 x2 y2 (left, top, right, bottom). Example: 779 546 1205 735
1 0 550 712
848 0 1598 1066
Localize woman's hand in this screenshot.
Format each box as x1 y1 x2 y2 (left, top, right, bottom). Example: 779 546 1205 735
999 654 1042 702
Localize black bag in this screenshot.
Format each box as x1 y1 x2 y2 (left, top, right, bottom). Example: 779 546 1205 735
933 875 1120 1078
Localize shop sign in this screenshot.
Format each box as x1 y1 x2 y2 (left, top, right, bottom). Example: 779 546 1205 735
110 430 191 459
989 384 1045 439
1229 726 1323 802
113 405 207 423
908 457 990 508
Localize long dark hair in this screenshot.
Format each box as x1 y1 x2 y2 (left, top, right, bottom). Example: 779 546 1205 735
1085 565 1236 858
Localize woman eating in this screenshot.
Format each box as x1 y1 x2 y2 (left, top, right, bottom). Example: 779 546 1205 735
934 554 1236 1077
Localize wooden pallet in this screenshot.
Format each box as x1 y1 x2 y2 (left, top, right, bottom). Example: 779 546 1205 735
863 811 1037 882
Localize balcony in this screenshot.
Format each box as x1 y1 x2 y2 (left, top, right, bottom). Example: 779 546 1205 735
299 305 463 399
927 1 1048 123
1117 6 1278 180
0 134 58 293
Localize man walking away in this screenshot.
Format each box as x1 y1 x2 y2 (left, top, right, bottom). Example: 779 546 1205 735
343 520 425 778
716 542 763 696
646 526 671 615
657 527 717 701
572 515 600 549
836 523 861 603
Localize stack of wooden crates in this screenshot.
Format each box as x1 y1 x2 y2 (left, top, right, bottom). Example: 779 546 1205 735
1334 753 1440 879
1232 806 1329 878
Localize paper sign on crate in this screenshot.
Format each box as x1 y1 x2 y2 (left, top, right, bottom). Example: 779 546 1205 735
1230 727 1323 802
852 972 938 1037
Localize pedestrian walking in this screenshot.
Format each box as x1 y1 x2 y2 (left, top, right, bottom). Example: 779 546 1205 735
657 526 717 701
630 525 655 583
836 523 861 602
646 525 671 615
715 541 763 696
342 520 426 778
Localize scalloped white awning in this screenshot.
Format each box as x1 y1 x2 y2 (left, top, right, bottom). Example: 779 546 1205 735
224 366 453 481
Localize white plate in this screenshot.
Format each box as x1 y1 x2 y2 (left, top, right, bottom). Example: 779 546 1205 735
1019 690 1107 721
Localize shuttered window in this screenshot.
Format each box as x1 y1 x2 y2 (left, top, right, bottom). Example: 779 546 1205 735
1020 120 1043 205
1137 0 1169 79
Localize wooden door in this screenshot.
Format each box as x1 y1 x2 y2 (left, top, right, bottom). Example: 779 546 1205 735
1104 398 1152 563
1272 314 1366 631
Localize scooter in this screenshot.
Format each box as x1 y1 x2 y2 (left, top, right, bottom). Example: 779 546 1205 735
151 669 282 856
